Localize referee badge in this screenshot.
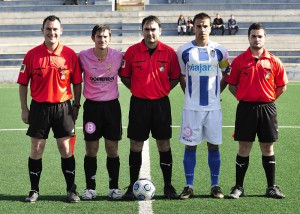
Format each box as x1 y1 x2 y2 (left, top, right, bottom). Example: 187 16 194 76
159 64 165 72
59 67 66 80
20 64 26 73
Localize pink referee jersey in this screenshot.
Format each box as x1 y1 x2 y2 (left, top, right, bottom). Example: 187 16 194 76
78 48 123 101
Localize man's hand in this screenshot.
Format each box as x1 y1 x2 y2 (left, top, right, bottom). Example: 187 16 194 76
72 102 81 121
21 108 29 124
72 107 79 121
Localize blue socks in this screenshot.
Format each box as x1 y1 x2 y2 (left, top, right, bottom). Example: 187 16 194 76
183 149 196 186
208 149 221 186
183 148 221 187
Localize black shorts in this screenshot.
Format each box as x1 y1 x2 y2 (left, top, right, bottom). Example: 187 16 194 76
83 99 122 141
127 95 172 141
234 101 278 142
27 100 74 139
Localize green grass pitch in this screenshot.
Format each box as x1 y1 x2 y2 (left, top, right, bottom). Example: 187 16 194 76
0 82 299 214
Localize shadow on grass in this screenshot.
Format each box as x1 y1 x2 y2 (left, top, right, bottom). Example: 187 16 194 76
0 194 115 203
236 194 266 198
151 194 214 200
153 194 266 200
0 193 267 203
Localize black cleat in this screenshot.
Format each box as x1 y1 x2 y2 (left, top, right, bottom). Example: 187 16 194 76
164 184 179 199
122 185 135 200
228 185 244 199
266 185 285 199
179 186 194 199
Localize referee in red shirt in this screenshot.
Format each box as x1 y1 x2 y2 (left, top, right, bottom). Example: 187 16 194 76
226 23 288 199
17 15 82 203
120 15 181 200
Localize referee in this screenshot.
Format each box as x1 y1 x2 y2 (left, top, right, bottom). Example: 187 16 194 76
17 15 82 203
120 15 181 200
226 23 288 199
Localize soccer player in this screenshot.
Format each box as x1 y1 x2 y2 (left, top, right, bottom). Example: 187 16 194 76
176 12 230 199
78 24 123 200
226 23 287 199
17 15 82 203
120 15 181 200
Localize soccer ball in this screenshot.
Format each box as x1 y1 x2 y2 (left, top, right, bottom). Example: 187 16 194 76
133 178 156 200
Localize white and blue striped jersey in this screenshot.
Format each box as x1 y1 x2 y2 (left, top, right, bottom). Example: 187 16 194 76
177 40 229 111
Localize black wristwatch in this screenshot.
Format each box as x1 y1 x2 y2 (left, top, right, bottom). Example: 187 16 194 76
72 101 81 109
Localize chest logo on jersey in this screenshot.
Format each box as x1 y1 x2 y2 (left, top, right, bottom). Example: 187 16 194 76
159 63 165 72
187 63 218 76
90 76 115 84
59 67 68 80
265 72 270 80
106 64 112 72
210 49 216 58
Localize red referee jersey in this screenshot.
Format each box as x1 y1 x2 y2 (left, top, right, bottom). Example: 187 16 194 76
120 40 180 99
17 43 82 103
226 48 288 102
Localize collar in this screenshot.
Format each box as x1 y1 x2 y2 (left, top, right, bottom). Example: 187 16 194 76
139 39 164 53
42 42 63 56
191 40 211 47
244 47 271 61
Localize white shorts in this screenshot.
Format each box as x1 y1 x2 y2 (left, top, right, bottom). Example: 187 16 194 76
179 109 222 146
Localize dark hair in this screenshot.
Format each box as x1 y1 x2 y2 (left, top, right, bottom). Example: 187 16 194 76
248 23 266 36
92 24 111 37
141 15 161 29
42 15 61 29
193 12 211 26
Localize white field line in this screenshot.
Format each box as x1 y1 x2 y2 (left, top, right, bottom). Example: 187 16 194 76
138 139 153 214
2 125 300 132
1 125 298 214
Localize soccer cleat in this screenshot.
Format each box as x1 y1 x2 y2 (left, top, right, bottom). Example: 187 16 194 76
211 185 224 199
164 184 179 199
108 189 122 200
179 186 194 199
265 185 285 199
67 184 80 203
228 185 245 199
82 189 97 200
122 186 135 200
25 190 39 203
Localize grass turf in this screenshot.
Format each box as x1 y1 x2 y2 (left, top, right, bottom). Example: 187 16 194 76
0 82 299 214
